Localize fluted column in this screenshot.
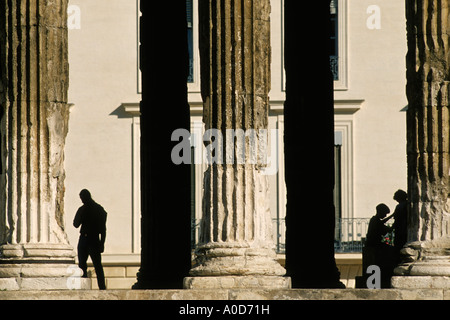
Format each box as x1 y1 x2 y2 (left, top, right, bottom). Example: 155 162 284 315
392 0 450 288
184 0 289 289
0 0 88 290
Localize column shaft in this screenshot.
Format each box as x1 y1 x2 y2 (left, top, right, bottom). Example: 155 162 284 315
406 0 450 242
133 1 191 289
185 0 289 289
0 0 69 246
0 0 88 290
199 0 272 246
283 1 343 288
392 0 450 287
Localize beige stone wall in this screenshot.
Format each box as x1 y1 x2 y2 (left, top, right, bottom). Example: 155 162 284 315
335 254 363 288
87 263 139 290
65 0 141 257
338 0 408 218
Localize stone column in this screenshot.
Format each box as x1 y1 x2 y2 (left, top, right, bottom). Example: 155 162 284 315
0 0 89 290
283 1 343 288
184 0 290 289
133 1 191 289
391 0 450 288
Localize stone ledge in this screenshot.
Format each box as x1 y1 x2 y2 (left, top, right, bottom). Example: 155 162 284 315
0 277 91 291
391 276 450 288
0 288 449 300
183 276 291 289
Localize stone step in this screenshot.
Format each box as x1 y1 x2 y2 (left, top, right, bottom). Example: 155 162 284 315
0 288 449 300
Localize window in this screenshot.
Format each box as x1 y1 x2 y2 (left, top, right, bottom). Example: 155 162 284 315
330 0 338 81
334 132 342 222
280 0 347 91
334 133 342 243
187 0 194 83
333 0 348 90
136 0 196 92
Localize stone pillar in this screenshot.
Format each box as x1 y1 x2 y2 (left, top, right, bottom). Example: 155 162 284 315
283 1 344 288
133 1 191 289
391 0 450 288
0 0 89 290
184 0 290 289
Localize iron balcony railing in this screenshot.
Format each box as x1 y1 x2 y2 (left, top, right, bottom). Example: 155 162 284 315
334 218 370 253
330 55 339 81
191 217 370 254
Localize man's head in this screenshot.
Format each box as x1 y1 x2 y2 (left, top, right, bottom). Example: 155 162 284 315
79 189 92 204
376 203 390 219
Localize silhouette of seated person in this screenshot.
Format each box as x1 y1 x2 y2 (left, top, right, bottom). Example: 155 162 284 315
362 203 396 288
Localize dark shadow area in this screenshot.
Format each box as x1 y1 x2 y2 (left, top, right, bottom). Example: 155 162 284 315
284 0 344 288
109 105 135 119
133 1 191 289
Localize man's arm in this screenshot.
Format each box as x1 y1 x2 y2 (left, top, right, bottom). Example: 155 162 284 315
73 208 83 228
381 213 394 223
99 209 107 252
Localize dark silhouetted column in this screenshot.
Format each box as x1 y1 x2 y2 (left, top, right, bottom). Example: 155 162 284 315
284 0 344 288
133 1 191 289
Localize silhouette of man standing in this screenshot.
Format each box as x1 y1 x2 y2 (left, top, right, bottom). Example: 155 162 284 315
383 189 408 263
391 189 408 251
73 189 107 290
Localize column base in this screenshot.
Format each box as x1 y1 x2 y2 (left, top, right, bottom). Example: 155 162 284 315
391 276 450 289
391 240 450 288
183 276 291 289
0 263 92 290
0 243 76 261
0 276 91 291
188 243 289 289
392 259 450 289
190 244 287 277
0 243 91 290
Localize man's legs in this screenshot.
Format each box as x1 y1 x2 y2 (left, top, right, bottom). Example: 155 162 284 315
77 236 89 277
89 242 106 290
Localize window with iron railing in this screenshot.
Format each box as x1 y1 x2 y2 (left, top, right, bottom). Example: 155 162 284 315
334 218 370 253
